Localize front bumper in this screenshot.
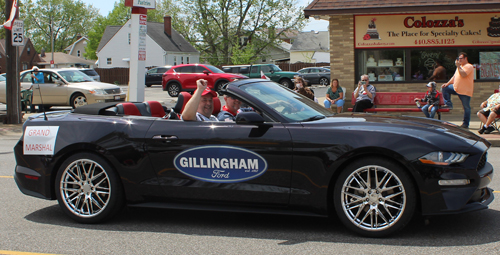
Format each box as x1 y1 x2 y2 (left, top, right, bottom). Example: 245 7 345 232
87 93 126 104
420 161 494 215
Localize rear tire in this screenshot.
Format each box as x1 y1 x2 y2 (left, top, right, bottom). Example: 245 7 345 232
333 157 416 237
319 77 329 86
279 78 293 89
55 152 124 223
167 82 181 97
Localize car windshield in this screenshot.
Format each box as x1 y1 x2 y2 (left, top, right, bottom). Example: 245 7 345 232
239 82 333 122
58 70 94 82
205 65 225 74
270 65 282 72
81 69 99 76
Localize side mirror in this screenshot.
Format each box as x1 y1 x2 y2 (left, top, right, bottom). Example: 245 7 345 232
56 79 64 86
203 70 210 76
236 112 270 126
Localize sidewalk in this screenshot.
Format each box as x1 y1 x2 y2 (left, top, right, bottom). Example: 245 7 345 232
1 104 499 146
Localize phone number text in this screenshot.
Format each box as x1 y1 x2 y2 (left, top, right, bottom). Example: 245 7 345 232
414 39 455 45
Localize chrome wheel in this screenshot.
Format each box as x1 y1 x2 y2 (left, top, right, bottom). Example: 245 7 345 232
59 159 110 218
168 83 180 97
56 153 124 223
319 78 329 86
71 93 87 108
334 158 415 237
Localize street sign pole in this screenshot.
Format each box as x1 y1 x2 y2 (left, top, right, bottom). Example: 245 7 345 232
5 0 21 124
125 0 155 102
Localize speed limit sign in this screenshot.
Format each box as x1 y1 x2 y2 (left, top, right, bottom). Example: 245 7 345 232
12 20 24 46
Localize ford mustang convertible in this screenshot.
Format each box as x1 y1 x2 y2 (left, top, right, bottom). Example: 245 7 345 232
14 79 494 237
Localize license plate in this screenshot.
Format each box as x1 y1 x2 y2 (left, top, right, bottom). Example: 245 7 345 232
114 95 121 100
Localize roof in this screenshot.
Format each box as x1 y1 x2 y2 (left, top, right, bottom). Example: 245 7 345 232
97 26 121 53
304 0 500 17
290 31 329 52
97 21 198 54
64 36 88 55
37 52 95 66
146 21 198 53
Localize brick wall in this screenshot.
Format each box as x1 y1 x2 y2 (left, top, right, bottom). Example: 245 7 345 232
330 15 355 100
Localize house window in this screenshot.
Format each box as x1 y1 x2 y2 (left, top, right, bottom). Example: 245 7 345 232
187 57 190 64
27 47 30 55
181 56 184 64
174 56 177 66
262 58 266 63
77 50 81 57
22 63 28 70
128 33 131 45
107 58 112 65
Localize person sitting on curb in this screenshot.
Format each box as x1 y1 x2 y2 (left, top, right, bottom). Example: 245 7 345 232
323 79 344 114
218 94 242 121
477 91 500 134
181 79 219 121
293 76 315 101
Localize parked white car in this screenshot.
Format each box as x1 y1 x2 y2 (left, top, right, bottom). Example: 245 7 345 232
0 68 125 108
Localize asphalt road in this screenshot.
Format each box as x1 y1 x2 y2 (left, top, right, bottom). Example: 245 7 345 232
1 85 500 254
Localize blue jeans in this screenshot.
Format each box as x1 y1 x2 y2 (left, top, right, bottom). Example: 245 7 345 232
442 84 471 126
421 104 437 118
324 99 344 109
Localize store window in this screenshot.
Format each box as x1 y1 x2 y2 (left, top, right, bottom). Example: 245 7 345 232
410 49 456 81
463 48 499 80
357 50 405 82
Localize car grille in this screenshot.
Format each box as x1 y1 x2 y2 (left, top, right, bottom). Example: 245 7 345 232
105 88 121 94
477 152 487 171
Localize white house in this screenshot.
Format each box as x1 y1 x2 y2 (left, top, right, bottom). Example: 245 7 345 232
290 31 329 63
96 16 200 68
64 35 89 59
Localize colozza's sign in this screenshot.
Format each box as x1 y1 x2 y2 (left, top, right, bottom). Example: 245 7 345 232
355 12 500 48
404 16 464 28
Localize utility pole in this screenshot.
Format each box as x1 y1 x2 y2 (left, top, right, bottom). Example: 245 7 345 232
5 0 21 124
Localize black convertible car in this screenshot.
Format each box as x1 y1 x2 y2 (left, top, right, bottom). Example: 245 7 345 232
14 79 494 237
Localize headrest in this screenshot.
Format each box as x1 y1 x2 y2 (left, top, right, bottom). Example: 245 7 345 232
145 101 166 117
116 103 141 116
173 92 192 114
212 96 221 116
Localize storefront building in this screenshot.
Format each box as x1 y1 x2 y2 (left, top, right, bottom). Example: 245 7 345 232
304 0 500 114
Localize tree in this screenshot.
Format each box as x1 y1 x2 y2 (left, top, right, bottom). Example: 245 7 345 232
22 0 99 53
84 1 130 60
155 0 308 65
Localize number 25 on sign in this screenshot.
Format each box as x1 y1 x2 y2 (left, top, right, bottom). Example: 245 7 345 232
12 20 24 46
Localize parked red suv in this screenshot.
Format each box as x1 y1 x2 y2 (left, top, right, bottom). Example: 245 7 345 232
162 64 247 97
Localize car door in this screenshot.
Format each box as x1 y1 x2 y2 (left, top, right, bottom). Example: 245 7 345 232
194 65 215 88
308 68 321 84
145 120 293 206
145 68 159 85
30 71 67 105
176 66 197 90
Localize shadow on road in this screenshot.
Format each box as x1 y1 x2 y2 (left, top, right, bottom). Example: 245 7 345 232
25 204 500 246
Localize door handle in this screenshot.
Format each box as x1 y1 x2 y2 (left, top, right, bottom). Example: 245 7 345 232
152 135 178 140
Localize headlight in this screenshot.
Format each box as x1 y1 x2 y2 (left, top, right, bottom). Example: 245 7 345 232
419 152 468 165
89 89 107 95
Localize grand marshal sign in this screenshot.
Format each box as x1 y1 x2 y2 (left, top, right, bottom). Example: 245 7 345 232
355 12 500 48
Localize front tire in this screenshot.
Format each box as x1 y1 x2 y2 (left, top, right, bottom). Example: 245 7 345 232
55 153 124 223
333 157 416 237
167 82 181 97
279 78 294 89
70 93 87 109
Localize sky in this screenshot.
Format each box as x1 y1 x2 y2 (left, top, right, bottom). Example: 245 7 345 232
82 0 329 32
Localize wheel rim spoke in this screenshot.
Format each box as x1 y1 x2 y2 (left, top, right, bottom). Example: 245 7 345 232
341 165 406 231
60 158 111 218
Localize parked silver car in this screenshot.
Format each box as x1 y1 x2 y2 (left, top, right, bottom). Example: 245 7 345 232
297 67 331 86
0 68 125 108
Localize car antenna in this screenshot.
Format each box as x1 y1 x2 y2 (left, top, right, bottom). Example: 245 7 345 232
32 70 48 121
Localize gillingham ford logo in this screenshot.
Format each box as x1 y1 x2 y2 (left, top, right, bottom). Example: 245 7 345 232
174 145 268 183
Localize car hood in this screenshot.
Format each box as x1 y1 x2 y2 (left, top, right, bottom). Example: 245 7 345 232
67 81 122 90
304 113 489 149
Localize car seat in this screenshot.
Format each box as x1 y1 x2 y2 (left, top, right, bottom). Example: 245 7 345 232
145 101 167 117
116 103 141 116
167 92 192 119
212 96 221 116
